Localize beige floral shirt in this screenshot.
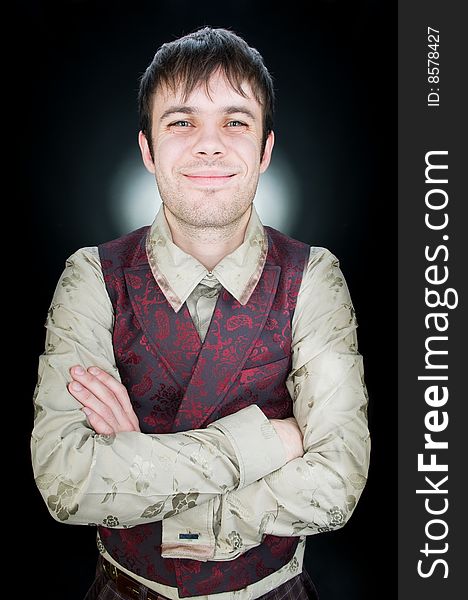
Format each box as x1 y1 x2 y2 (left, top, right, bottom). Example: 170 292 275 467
31 204 370 599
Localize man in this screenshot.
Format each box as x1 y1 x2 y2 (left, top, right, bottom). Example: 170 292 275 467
32 27 370 600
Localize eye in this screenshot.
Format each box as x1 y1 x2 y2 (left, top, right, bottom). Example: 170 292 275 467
226 120 246 127
169 120 192 127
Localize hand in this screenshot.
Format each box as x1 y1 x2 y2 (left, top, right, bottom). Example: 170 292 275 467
269 417 304 462
68 366 140 435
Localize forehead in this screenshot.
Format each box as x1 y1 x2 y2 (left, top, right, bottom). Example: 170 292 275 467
152 71 262 116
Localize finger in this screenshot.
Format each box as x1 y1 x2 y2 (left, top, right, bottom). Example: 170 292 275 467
70 366 131 425
82 407 115 436
70 366 138 432
87 366 140 431
68 378 122 432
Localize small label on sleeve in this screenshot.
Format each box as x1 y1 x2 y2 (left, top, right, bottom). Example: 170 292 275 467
179 533 199 540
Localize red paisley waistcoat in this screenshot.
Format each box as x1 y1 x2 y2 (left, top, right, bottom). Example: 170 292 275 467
97 223 310 597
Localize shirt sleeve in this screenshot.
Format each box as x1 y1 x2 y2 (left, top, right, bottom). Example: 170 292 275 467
31 248 288 529
161 248 371 560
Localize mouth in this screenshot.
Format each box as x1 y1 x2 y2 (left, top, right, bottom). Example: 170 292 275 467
182 172 237 187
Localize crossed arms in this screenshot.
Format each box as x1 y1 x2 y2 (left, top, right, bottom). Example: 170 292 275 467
31 246 370 560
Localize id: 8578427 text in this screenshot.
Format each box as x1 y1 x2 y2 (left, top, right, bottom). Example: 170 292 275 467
427 27 440 107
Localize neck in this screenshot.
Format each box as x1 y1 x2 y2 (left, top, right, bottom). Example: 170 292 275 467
163 205 252 271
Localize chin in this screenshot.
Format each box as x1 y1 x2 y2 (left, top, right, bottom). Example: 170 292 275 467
165 196 252 226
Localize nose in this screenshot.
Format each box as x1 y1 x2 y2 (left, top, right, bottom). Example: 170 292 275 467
191 124 226 158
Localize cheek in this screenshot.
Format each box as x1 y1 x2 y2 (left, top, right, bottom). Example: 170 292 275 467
155 137 189 171
230 138 261 170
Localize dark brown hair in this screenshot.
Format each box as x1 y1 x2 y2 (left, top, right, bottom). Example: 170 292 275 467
138 27 275 159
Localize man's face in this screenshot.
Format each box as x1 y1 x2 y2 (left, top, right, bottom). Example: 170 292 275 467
139 70 274 229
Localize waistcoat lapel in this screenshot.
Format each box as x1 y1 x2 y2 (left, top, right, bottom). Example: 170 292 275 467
122 265 202 392
171 264 281 432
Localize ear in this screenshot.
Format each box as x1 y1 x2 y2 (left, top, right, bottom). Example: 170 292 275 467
138 131 156 174
259 130 275 173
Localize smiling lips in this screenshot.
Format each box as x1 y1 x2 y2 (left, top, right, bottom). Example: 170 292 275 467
182 171 237 186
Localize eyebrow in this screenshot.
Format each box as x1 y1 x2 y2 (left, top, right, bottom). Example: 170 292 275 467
160 105 257 122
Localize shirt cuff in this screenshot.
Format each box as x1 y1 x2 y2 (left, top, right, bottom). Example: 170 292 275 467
207 404 287 488
161 499 216 561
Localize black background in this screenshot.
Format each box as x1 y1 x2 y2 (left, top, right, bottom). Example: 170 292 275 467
25 1 397 598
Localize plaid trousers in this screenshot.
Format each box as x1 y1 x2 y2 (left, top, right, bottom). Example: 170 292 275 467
84 557 319 600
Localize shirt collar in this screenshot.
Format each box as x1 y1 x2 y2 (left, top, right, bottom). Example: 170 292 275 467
145 204 268 313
